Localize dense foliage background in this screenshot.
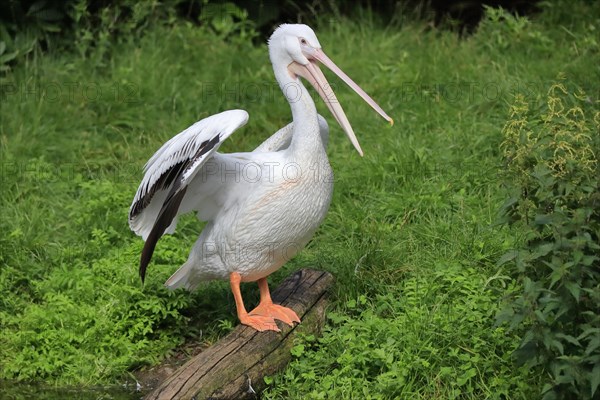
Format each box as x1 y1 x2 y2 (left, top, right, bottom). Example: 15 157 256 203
1 0 598 398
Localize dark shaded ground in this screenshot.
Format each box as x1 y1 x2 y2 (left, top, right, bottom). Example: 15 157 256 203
133 341 207 394
0 343 206 400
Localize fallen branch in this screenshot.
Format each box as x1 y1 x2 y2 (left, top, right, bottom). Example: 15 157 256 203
145 269 334 400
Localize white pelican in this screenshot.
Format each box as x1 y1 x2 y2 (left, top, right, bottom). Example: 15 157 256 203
129 24 392 332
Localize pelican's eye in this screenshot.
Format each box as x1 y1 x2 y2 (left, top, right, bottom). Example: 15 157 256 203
300 38 308 45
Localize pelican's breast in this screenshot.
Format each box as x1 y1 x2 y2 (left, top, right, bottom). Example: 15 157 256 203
225 156 333 280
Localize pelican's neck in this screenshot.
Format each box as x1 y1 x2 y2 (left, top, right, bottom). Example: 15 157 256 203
273 64 324 158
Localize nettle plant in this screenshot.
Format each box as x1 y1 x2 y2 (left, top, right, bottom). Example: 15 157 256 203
498 80 600 399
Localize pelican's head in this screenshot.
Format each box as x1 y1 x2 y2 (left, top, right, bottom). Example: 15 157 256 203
268 24 393 156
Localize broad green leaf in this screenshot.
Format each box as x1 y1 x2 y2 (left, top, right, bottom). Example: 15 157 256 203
585 335 600 356
564 281 581 302
27 0 47 15
496 250 518 266
291 344 305 357
554 333 581 347
591 363 600 398
534 214 554 225
0 51 18 64
531 243 554 259
35 9 64 22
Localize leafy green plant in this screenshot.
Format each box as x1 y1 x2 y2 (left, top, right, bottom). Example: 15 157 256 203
476 6 552 52
264 263 537 399
0 1 66 79
497 79 600 399
69 0 184 62
0 176 192 384
199 1 257 42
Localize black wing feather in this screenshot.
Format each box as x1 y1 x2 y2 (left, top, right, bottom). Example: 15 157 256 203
129 161 187 220
138 134 221 283
139 186 187 283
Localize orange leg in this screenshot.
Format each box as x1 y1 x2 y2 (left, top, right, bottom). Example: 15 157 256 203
249 277 301 326
230 272 279 332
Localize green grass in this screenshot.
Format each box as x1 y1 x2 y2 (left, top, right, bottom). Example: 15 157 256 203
1 0 598 397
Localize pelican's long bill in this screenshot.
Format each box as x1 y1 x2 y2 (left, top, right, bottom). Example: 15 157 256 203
288 48 393 156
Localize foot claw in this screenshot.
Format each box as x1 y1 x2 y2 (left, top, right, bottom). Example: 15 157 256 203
239 314 280 332
250 303 301 327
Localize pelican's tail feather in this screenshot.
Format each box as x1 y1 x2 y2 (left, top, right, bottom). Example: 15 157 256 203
165 261 195 290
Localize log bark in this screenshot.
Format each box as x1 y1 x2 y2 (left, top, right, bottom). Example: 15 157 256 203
145 269 334 400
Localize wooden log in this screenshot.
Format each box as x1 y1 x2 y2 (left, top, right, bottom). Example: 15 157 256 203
145 269 334 400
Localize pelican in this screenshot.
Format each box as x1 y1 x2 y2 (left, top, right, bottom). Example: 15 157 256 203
129 24 392 332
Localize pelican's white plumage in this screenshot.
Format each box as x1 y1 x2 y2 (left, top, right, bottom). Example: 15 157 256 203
129 110 249 240
129 24 391 331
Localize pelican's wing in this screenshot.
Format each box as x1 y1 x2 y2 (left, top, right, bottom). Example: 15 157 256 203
252 114 329 152
252 122 293 152
129 109 249 282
